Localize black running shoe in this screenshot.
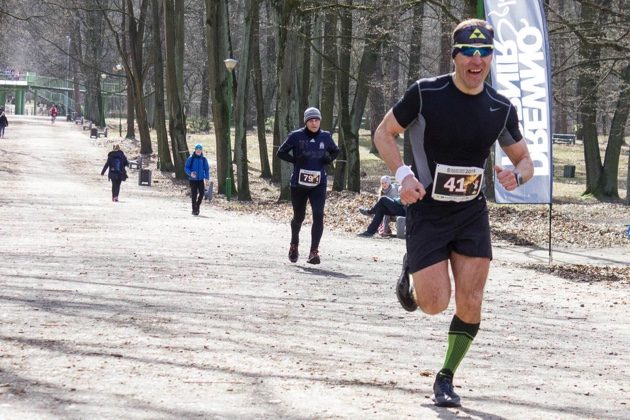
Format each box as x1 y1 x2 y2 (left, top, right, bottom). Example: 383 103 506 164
433 374 461 407
306 248 320 264
288 243 299 263
396 253 417 312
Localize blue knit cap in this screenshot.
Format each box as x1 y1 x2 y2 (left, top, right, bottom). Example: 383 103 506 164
194 143 203 150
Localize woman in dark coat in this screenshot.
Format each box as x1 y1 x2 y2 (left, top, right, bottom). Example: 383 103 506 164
0 108 8 138
101 144 129 202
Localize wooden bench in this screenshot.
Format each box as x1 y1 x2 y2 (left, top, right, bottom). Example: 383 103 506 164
97 127 108 138
82 119 92 131
552 133 576 145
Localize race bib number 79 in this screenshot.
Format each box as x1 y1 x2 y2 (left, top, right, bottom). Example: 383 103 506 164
431 164 483 202
298 169 321 187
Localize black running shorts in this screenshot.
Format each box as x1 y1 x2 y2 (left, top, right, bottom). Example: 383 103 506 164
405 196 492 273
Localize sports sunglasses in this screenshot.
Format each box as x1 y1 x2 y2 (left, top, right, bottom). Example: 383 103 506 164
454 44 494 57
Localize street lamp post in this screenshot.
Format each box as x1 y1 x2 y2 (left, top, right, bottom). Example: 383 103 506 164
100 73 107 127
65 35 70 120
223 58 238 200
113 64 123 137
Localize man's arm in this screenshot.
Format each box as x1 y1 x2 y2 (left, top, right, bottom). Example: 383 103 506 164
374 110 425 204
494 140 534 191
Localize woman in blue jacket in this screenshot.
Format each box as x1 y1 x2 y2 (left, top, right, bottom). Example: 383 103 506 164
277 107 339 264
184 144 211 216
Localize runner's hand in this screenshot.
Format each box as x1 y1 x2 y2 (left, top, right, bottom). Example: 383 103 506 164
494 165 518 191
399 175 425 205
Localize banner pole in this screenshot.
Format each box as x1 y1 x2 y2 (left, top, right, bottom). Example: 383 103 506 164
477 0 484 19
548 202 553 264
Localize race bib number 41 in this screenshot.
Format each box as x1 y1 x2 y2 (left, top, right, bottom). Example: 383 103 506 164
298 169 321 187
431 164 483 202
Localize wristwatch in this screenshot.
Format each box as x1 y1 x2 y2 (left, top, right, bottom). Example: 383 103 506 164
514 171 523 186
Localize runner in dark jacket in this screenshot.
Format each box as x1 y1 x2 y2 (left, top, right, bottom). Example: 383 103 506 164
277 107 339 264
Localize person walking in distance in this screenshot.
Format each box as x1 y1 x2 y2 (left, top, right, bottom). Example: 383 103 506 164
184 143 210 216
101 144 129 202
277 107 339 264
373 18 534 407
0 108 8 138
49 104 58 124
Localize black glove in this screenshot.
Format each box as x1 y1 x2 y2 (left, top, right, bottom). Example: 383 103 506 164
321 151 333 164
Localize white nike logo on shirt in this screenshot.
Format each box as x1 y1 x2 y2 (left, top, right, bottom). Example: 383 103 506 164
490 107 501 112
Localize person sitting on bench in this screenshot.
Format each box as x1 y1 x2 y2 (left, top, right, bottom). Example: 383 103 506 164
358 175 406 237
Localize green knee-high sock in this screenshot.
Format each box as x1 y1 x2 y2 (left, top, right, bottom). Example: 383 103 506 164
439 315 480 378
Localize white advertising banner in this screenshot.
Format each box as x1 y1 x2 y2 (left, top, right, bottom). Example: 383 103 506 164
485 0 553 204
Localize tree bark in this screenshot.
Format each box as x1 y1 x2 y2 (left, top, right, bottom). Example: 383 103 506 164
124 0 152 155
206 0 232 195
164 0 189 178
319 7 337 134
151 0 173 171
233 0 256 201
403 1 423 166
332 0 352 192
250 0 272 179
599 62 630 199
578 0 604 196
273 0 301 201
308 13 323 108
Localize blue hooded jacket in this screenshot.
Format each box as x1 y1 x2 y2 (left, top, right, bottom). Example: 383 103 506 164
184 153 210 181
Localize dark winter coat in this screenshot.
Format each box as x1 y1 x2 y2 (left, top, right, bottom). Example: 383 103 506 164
0 113 7 128
277 127 339 188
101 150 129 181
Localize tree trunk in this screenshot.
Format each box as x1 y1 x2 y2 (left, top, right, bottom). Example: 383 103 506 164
163 0 188 178
308 13 323 108
274 0 301 201
82 9 105 125
206 0 232 195
438 0 452 75
335 1 389 192
319 7 337 134
333 0 352 192
299 14 312 113
125 0 152 155
578 0 604 196
250 0 272 179
403 1 423 166
599 62 630 199
152 0 173 171
233 0 256 201
125 78 136 139
199 11 210 119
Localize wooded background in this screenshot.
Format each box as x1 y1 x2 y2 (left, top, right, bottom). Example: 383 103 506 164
0 0 628 203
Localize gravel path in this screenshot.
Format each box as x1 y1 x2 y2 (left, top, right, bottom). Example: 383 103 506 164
1 116 628 419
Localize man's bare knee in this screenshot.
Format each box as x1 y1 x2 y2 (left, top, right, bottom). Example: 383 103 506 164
416 292 449 315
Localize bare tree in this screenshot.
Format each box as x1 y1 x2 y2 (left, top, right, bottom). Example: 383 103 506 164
206 0 233 196
163 0 189 178
151 0 173 171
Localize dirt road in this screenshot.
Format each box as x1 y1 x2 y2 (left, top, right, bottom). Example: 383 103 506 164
1 116 628 419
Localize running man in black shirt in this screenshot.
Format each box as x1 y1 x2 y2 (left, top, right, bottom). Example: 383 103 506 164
374 18 534 407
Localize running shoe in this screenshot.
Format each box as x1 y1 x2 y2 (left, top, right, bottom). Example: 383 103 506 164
288 243 299 263
396 253 417 312
358 208 372 216
433 373 461 407
306 248 320 264
357 231 375 237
